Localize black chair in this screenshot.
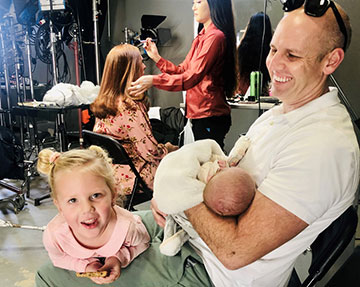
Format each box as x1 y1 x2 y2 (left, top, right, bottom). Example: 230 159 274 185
288 205 358 287
82 130 153 210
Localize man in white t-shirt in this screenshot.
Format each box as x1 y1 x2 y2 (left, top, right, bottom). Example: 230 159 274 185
35 2 359 287
179 2 359 286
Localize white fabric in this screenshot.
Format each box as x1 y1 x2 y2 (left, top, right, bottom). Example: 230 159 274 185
43 81 99 106
190 87 360 287
148 107 161 120
154 139 226 214
183 119 195 145
182 89 195 145
154 140 224 256
154 138 249 256
244 86 250 100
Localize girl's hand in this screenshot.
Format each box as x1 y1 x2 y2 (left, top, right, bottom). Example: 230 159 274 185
85 260 103 272
129 75 153 97
150 198 167 228
89 257 121 285
143 38 161 63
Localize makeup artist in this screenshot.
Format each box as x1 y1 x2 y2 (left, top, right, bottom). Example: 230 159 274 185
128 0 237 149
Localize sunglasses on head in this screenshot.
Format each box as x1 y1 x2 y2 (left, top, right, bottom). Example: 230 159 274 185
280 0 348 51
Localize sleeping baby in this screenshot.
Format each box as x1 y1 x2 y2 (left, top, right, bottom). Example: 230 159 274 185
153 137 254 256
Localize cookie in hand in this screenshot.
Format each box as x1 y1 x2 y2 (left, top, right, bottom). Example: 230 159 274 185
76 271 108 278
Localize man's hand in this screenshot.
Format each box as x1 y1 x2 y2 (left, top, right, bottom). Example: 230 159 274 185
227 136 250 166
150 198 167 228
165 142 179 153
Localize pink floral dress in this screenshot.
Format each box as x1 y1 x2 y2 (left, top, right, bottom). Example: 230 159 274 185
93 101 168 195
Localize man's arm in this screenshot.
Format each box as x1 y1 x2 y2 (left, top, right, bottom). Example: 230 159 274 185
185 191 308 270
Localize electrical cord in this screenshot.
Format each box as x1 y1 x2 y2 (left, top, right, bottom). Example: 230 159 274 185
34 20 71 84
257 0 269 116
35 22 55 64
258 0 268 73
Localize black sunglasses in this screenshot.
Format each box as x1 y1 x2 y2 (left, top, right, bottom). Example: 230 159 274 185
280 0 348 51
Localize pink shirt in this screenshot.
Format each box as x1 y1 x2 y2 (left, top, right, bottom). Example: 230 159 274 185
152 23 231 119
43 206 150 272
93 101 168 195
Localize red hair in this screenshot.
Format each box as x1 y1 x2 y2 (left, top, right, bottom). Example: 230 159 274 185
91 44 145 119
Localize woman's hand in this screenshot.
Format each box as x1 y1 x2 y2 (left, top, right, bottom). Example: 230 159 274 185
88 257 121 285
150 198 167 228
128 75 153 97
143 38 161 63
165 142 179 153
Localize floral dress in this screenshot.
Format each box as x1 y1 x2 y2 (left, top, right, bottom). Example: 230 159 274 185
93 101 168 195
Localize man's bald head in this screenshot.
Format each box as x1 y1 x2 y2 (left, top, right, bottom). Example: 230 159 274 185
266 3 349 111
317 2 351 55
281 2 351 58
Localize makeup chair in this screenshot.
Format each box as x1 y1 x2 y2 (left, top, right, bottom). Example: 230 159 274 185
288 205 358 287
82 130 153 210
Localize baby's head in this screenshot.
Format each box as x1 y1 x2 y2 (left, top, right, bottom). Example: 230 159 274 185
203 167 256 216
37 146 118 203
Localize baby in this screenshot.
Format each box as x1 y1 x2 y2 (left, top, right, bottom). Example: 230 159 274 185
202 165 256 217
153 137 254 256
37 146 150 285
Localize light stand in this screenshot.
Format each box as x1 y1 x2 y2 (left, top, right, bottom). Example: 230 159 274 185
69 23 84 148
92 0 100 85
39 0 65 85
24 27 34 101
8 15 27 144
72 28 81 87
48 0 59 85
124 27 129 43
107 0 111 42
74 4 87 81
0 22 11 127
9 16 24 103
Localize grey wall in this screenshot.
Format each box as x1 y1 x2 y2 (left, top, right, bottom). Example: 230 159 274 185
331 0 360 125
101 0 194 108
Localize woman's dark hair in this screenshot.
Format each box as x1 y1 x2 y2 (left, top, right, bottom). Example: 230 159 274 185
237 12 272 95
207 0 237 97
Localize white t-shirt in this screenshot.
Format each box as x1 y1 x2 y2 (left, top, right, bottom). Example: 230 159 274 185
190 87 359 287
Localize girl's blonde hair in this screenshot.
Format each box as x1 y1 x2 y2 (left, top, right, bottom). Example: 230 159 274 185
37 146 119 203
90 44 147 119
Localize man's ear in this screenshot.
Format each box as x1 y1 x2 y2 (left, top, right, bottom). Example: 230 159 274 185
323 48 344 75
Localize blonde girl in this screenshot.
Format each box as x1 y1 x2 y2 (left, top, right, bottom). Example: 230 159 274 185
37 146 150 285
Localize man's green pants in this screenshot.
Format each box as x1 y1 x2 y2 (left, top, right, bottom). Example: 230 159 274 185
36 210 214 287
